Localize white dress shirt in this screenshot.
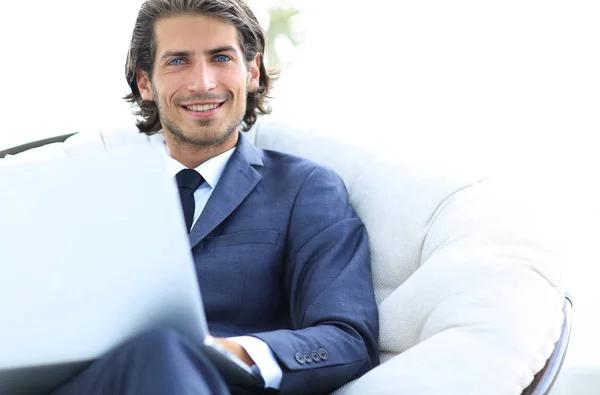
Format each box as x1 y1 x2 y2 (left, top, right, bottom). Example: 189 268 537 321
163 141 283 390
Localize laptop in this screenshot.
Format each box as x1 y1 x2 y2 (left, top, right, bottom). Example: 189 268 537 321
0 142 263 394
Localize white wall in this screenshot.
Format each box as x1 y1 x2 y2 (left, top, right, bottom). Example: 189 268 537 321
0 0 142 148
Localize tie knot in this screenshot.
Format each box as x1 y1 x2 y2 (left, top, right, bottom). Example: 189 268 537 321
176 169 204 191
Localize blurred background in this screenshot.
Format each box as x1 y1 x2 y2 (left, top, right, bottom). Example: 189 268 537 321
1 1 598 393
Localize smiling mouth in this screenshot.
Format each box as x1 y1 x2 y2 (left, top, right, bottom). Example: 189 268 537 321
183 103 224 113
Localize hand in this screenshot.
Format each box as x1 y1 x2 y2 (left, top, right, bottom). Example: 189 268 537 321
214 337 255 367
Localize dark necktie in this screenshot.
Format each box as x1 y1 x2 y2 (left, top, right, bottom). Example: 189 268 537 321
175 169 204 232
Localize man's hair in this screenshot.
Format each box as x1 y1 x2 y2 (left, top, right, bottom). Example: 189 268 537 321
124 0 275 135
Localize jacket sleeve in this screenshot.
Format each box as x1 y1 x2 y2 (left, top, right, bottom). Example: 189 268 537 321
252 166 380 395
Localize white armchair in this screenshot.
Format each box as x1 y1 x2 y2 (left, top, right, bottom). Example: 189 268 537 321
248 120 568 395
0 119 569 395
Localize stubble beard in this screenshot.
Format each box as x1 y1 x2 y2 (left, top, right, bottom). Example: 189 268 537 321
162 113 241 148
153 87 245 148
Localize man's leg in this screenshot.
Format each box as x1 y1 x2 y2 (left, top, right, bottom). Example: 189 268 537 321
50 327 230 395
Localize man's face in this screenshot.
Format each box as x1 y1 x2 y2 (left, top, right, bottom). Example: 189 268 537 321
137 14 260 147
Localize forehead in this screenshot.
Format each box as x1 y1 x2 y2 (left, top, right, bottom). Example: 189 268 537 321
153 14 242 55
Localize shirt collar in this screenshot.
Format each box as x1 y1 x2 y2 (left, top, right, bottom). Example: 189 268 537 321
150 132 236 189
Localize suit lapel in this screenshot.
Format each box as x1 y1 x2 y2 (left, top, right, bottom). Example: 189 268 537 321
188 133 263 248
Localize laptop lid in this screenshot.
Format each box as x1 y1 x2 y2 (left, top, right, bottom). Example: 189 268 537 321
0 143 210 392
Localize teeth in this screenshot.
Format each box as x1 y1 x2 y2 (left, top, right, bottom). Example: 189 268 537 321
187 103 220 112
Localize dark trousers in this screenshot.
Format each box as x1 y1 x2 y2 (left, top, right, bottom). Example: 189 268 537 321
49 328 231 395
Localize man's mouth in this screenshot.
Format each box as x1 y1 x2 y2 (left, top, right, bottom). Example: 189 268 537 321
183 103 224 113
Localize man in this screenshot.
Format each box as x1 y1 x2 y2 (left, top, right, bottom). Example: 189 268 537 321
51 0 379 394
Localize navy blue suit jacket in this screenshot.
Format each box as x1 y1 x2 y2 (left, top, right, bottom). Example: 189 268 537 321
188 132 379 394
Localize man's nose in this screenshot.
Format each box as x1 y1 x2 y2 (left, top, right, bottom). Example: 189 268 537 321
187 63 216 92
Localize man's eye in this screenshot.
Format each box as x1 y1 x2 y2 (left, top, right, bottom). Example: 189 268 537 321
214 55 231 62
168 59 186 66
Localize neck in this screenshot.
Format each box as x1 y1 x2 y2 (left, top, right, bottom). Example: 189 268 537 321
164 131 239 169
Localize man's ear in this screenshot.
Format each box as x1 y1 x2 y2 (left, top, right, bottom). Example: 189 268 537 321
136 69 154 101
247 54 261 93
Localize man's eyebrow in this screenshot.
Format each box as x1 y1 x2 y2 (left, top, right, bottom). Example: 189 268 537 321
160 50 192 61
205 45 238 56
159 46 239 61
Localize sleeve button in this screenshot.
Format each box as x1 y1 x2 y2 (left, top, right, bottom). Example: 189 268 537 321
311 350 321 362
318 348 328 360
294 352 305 364
303 352 312 363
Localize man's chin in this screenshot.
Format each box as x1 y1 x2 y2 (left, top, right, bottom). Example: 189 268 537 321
166 127 237 148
